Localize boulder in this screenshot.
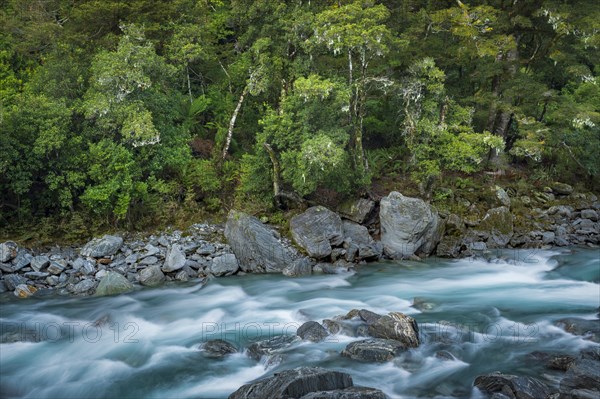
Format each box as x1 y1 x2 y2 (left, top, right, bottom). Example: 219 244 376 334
337 198 376 224
379 192 441 258
560 358 600 394
30 256 50 272
478 206 514 248
341 339 406 362
210 254 239 277
11 251 32 271
367 312 420 348
581 209 599 222
552 182 574 195
297 321 328 342
95 271 134 296
283 258 313 277
162 244 186 272
0 241 18 263
14 284 38 298
495 186 511 208
342 221 382 260
228 367 353 399
201 339 238 358
80 235 123 258
555 318 600 342
474 372 551 399
246 335 300 360
299 387 387 399
290 206 344 259
225 210 294 273
47 261 66 275
71 279 96 294
3 274 26 291
138 265 165 287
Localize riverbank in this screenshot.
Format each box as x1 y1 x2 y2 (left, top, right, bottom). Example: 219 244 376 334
0 184 598 298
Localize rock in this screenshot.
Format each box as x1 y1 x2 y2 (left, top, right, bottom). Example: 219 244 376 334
3 274 27 291
47 261 66 275
124 253 139 265
225 210 294 273
30 256 50 272
24 271 49 279
11 251 32 271
246 335 300 360
299 387 387 399
474 372 551 399
80 235 123 258
175 270 189 281
95 271 134 296
196 243 216 256
436 236 462 258
210 254 239 277
547 355 576 371
201 339 238 358
367 312 420 348
541 231 556 245
228 367 353 399
0 241 18 263
95 270 108 279
297 321 328 342
140 256 159 265
495 186 511 208
552 182 574 195
478 206 513 248
0 263 14 273
72 279 96 294
138 265 165 287
14 284 38 298
341 339 407 362
338 198 376 224
555 318 600 342
379 192 441 258
560 359 600 395
162 244 186 272
290 206 344 259
342 221 382 260
581 209 599 222
283 258 313 277
141 244 160 258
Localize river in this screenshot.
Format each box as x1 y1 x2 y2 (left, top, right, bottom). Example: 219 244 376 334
1 248 599 398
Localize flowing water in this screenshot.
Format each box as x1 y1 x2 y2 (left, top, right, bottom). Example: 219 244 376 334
1 248 599 399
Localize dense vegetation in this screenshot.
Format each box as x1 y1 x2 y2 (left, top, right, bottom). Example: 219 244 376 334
1 0 598 234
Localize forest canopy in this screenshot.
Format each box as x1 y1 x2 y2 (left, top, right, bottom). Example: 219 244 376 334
1 0 598 229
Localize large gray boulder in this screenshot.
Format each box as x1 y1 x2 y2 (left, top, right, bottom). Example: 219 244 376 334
80 235 123 258
379 192 441 258
162 244 186 272
367 312 420 348
0 241 18 263
283 258 313 277
297 321 328 342
342 221 382 260
341 338 407 362
138 265 165 287
225 210 295 273
290 206 344 259
478 207 514 248
474 372 551 399
228 367 353 399
299 387 387 399
95 271 134 296
210 254 239 277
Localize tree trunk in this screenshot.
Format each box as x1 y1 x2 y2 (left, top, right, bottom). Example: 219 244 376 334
263 142 282 201
222 85 248 160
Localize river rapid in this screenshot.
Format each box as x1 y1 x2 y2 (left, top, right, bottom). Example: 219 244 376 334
1 248 598 398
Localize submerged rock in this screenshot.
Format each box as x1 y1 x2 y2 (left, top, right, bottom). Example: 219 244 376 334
228 367 353 399
201 339 238 358
290 206 344 259
246 335 300 360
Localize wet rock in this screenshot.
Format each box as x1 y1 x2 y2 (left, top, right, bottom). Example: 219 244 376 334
474 372 551 399
299 387 387 399
228 367 353 399
290 206 344 259
548 355 576 371
379 191 441 258
297 321 328 342
14 284 38 298
367 312 420 348
560 359 600 395
552 182 574 196
175 270 189 281
30 256 50 272
412 297 436 312
246 335 300 360
225 210 295 273
72 279 96 294
210 254 239 277
80 235 123 258
95 271 134 296
555 318 600 342
0 241 18 263
337 198 376 224
283 258 313 277
138 265 165 287
341 338 407 362
201 339 238 358
162 244 186 272
342 221 382 260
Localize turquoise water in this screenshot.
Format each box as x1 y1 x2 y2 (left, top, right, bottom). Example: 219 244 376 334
1 248 599 398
